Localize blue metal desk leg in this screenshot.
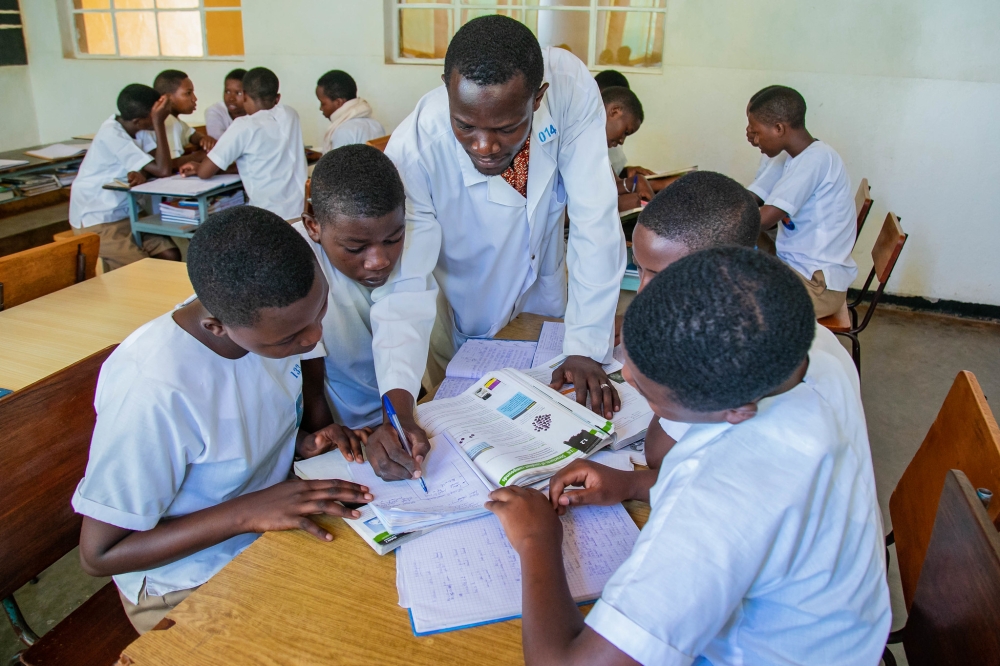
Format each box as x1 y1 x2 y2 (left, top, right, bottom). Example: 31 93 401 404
128 191 142 247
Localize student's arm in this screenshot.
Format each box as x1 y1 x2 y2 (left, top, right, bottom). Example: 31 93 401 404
141 96 174 179
548 460 658 511
191 129 217 152
301 358 334 432
759 204 788 231
180 121 245 179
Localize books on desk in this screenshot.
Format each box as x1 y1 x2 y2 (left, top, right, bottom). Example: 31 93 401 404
0 159 29 171
159 190 245 224
434 339 538 399
24 143 90 160
131 173 241 196
3 174 61 197
645 165 698 180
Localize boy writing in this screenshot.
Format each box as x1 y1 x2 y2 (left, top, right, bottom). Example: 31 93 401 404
73 207 373 633
595 70 658 190
487 246 890 666
205 68 247 140
602 85 654 211
180 67 307 221
315 70 385 153
745 85 858 318
148 69 215 164
69 83 181 270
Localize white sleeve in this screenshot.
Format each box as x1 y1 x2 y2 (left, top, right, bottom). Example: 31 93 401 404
746 154 782 202
207 121 249 170
205 105 227 139
764 151 827 217
111 132 155 174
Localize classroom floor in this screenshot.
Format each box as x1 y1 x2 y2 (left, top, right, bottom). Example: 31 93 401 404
4 303 999 664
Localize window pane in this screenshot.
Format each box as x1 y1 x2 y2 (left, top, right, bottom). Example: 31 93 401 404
204 0 241 5
597 10 663 67
156 0 197 7
399 8 450 60
116 10 159 56
114 0 154 8
460 8 589 59
205 9 243 56
73 0 110 8
74 11 116 54
158 10 202 56
598 0 665 7
462 0 589 6
0 27 28 65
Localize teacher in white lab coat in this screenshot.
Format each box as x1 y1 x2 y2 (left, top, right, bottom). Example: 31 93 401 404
365 15 626 481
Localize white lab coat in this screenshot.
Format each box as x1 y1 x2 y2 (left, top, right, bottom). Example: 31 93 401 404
374 47 626 397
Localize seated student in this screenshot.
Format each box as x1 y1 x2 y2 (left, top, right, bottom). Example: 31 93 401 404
316 70 386 153
486 246 891 666
148 69 215 164
602 86 654 212
595 70 659 187
205 68 247 140
69 84 180 270
295 144 405 450
72 206 373 634
181 67 307 221
745 85 858 318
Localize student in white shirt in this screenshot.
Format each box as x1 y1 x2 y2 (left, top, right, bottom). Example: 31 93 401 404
205 68 247 140
294 145 406 457
73 207 373 635
181 67 307 221
315 70 385 153
594 70 660 194
69 84 180 270
486 247 891 666
745 85 858 318
370 16 626 482
148 69 216 167
602 86 654 212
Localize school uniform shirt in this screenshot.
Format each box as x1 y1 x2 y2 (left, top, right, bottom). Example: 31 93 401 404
205 100 234 139
71 303 308 604
207 103 307 220
608 145 628 178
69 115 156 229
326 117 386 152
293 221 382 429
587 328 890 666
139 115 194 159
747 141 858 291
377 46 625 397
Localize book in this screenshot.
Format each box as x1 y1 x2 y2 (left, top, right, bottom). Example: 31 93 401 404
3 174 61 196
24 143 90 160
0 159 29 171
131 173 241 196
433 339 538 401
159 189 245 224
644 165 698 180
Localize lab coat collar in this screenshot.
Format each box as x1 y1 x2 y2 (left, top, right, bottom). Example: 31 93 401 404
454 131 526 208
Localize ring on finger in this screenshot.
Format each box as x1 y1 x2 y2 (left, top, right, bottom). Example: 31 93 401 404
600 383 610 389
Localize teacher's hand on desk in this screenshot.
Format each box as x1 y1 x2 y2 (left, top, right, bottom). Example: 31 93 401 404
549 355 621 420
365 388 431 481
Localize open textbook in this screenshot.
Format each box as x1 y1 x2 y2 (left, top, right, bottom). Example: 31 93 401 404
645 165 698 180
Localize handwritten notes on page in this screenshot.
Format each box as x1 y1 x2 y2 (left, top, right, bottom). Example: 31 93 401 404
445 339 537 380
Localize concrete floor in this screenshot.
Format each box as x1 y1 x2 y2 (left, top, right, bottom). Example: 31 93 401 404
4 304 999 664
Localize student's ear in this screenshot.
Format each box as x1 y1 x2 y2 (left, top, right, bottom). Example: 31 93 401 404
301 212 323 243
723 402 758 425
773 121 787 137
532 83 549 112
606 104 622 120
201 315 229 339
274 93 281 105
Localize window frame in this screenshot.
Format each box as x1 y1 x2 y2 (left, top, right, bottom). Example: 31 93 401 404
385 0 667 73
66 0 245 61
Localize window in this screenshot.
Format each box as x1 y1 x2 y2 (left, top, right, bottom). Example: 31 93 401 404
388 0 665 70
0 0 27 66
70 0 244 59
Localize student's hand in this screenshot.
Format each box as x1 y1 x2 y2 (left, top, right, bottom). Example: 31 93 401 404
151 95 172 125
300 424 369 463
198 135 217 152
236 478 373 541
485 486 562 554
624 166 655 178
178 162 199 177
636 175 654 203
548 460 640 515
126 170 147 187
364 419 431 482
618 192 643 212
550 355 621 420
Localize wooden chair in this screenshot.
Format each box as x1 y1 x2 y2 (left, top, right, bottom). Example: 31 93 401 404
0 346 140 666
817 212 907 371
855 177 873 243
365 134 391 152
0 233 99 311
881 469 1000 665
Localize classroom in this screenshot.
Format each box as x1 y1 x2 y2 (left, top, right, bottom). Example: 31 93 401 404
1 1 999 664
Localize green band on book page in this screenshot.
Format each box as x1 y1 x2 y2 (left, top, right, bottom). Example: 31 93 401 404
499 448 576 486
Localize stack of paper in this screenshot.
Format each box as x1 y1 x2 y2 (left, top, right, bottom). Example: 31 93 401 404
434 339 538 400
24 143 90 160
131 173 242 196
0 159 29 171
159 190 245 224
645 165 697 180
4 174 61 196
397 504 640 635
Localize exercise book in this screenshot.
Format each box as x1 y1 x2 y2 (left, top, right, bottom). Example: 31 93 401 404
130 173 241 196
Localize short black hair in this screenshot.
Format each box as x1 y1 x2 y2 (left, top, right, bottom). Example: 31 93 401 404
601 86 644 124
225 68 246 83
444 15 544 94
595 70 629 90
117 83 160 121
242 67 280 104
623 246 815 412
187 206 317 328
638 171 760 251
317 70 358 102
153 69 188 95
748 85 807 129
311 145 405 223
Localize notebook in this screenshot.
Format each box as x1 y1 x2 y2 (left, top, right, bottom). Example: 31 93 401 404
645 165 698 180
434 339 538 400
24 143 90 160
130 173 242 196
0 159 29 171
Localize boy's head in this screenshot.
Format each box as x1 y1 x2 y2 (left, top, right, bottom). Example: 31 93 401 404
187 206 327 359
117 83 161 129
633 171 760 291
223 68 247 118
303 145 406 289
315 70 358 120
622 246 814 424
153 69 196 115
602 86 643 149
443 15 545 176
745 85 807 158
241 67 280 114
595 69 629 91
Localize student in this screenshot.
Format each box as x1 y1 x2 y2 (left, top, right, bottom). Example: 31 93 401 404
205 68 247 140
69 84 181 270
595 70 654 185
602 86 653 211
72 206 373 634
181 67 307 221
316 70 386 153
295 145 406 449
745 85 858 318
486 246 891 666
149 69 215 162
370 16 626 481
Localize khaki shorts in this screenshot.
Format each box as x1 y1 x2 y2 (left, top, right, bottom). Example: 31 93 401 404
795 268 847 319
118 582 198 634
75 219 177 271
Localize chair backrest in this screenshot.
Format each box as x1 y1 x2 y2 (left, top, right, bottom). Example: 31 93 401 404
872 212 907 284
889 371 1000 610
0 345 116 601
365 134 391 152
903 469 1000 665
304 177 313 218
855 177 873 237
0 233 99 310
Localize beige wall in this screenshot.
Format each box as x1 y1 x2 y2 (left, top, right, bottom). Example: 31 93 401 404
0 66 40 151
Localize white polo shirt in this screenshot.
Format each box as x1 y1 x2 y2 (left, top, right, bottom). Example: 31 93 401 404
207 103 307 220
139 114 194 159
588 327 890 665
71 303 305 603
747 141 858 291
325 117 386 153
205 101 234 139
69 115 156 229
293 221 382 429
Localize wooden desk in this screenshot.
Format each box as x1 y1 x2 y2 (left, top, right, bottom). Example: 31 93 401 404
120 312 650 666
0 259 192 392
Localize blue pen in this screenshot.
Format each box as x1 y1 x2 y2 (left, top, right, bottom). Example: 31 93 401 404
382 395 428 493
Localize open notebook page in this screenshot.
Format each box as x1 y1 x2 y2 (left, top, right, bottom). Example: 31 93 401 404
445 339 537 379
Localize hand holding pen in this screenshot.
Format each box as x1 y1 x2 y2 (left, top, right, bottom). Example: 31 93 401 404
363 390 432 484
382 395 428 493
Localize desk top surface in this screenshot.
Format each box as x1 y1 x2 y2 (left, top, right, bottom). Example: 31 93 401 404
0 140 92 175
